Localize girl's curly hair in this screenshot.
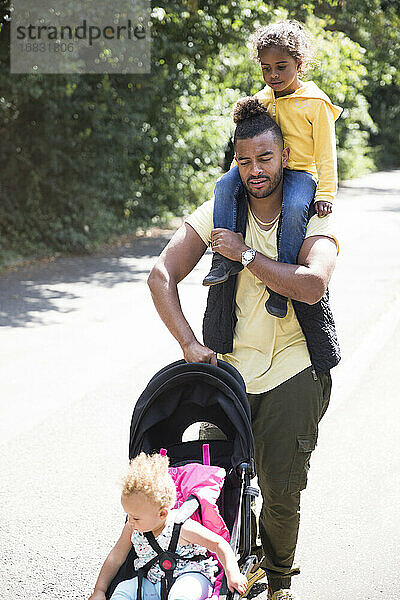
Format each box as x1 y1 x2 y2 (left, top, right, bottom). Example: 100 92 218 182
251 20 316 75
121 452 176 508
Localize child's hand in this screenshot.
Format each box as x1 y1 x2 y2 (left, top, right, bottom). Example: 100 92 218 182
88 590 106 600
314 201 333 217
227 571 248 595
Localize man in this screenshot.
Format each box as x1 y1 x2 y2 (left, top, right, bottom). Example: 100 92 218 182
147 97 340 600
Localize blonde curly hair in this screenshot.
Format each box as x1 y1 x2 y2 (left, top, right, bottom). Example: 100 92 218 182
121 452 176 508
251 20 316 75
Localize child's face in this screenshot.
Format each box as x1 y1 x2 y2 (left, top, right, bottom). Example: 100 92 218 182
259 46 301 97
122 493 168 534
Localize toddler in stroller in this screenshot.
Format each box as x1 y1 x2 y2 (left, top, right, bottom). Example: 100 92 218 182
88 452 247 600
89 359 259 600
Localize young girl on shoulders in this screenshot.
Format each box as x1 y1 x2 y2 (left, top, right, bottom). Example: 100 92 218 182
88 453 247 600
203 20 342 319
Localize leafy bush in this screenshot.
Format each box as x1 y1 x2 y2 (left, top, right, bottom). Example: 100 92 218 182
0 0 399 265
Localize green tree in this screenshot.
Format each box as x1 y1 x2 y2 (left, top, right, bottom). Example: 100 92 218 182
0 0 399 266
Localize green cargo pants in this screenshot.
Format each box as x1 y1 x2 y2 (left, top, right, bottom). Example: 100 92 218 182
247 366 332 593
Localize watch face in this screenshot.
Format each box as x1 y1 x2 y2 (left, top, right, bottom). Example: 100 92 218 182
242 249 255 265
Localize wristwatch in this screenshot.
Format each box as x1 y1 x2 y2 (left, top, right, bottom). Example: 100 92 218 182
241 248 256 267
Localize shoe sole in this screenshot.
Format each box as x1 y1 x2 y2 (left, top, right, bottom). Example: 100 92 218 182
202 275 230 287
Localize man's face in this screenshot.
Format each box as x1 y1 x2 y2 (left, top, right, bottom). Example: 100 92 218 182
235 131 289 200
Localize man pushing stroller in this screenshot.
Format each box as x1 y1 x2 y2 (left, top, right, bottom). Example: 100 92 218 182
147 94 340 600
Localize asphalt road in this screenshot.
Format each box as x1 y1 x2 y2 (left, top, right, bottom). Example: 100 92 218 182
0 170 399 600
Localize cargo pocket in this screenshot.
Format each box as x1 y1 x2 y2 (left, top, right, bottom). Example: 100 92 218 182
287 433 317 494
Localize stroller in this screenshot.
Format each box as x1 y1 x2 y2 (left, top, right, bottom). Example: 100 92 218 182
106 359 259 600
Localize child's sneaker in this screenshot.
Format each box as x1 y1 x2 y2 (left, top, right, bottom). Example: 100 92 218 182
268 589 300 600
202 252 243 286
265 287 287 318
240 566 266 598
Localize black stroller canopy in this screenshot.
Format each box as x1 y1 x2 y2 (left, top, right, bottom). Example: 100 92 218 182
129 360 254 473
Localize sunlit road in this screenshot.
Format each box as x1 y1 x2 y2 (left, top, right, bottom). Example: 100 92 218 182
0 171 399 600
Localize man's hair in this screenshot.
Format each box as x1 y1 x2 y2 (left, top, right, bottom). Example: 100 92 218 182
121 452 176 508
233 96 284 150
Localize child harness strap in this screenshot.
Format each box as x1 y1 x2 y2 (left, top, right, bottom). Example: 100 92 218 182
135 496 205 600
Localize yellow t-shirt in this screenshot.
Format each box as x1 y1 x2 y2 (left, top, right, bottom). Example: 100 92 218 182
186 200 338 394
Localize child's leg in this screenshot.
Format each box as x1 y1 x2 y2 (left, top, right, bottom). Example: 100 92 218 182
265 170 317 318
203 166 244 286
213 165 242 230
168 572 213 600
279 169 317 264
110 576 161 600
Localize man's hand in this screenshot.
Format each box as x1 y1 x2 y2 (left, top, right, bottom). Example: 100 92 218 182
210 228 248 262
314 201 333 217
182 339 217 365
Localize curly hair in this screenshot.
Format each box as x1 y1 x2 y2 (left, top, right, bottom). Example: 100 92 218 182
251 20 316 75
121 452 176 508
233 96 283 149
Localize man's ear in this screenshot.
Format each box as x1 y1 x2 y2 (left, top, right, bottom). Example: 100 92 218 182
282 146 290 168
297 60 303 73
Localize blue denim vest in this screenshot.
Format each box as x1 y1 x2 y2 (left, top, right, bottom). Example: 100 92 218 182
202 183 341 375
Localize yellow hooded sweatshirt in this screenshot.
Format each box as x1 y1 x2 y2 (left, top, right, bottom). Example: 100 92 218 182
254 80 342 204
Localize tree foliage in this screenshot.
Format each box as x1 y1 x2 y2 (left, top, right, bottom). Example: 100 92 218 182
0 0 399 264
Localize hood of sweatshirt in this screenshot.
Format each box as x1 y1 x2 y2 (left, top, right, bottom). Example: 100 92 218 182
255 80 343 121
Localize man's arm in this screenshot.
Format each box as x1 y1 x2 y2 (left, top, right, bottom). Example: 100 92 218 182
211 228 337 304
147 222 217 364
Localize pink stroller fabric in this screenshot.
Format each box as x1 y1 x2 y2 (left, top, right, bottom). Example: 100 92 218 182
169 463 230 600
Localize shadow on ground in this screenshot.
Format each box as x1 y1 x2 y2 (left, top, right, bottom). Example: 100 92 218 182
338 182 400 213
0 234 172 328
339 185 400 197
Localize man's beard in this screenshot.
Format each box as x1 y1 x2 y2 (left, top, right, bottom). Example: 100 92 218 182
244 165 283 199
